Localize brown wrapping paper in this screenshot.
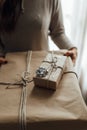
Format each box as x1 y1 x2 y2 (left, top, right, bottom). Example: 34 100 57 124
0 51 87 130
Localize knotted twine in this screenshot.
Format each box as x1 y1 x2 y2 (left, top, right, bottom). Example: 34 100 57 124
0 51 32 130
41 53 78 89
19 51 32 130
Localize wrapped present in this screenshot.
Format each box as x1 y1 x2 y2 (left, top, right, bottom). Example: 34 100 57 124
0 51 87 130
33 53 67 90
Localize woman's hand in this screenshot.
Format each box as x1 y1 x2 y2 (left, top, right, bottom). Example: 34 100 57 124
0 57 8 65
64 47 78 65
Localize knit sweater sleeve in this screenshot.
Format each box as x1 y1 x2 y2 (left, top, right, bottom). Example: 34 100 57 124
49 0 74 49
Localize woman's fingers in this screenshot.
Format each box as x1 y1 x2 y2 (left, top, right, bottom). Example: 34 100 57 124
64 48 78 64
0 57 8 64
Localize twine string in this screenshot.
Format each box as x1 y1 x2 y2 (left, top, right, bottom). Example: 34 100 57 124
19 51 32 130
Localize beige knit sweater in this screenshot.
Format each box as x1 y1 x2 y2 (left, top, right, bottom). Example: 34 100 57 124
0 0 74 54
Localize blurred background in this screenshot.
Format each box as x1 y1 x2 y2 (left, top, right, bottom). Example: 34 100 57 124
49 0 87 101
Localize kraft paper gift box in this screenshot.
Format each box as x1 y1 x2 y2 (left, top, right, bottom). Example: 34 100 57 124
33 53 67 90
0 50 87 130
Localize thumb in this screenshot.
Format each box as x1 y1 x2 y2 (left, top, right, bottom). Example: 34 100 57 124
64 51 73 56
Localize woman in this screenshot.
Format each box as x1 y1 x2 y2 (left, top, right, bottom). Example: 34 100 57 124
0 0 77 64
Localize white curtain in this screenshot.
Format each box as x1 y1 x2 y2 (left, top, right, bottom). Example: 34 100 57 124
61 0 87 99
49 0 87 91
